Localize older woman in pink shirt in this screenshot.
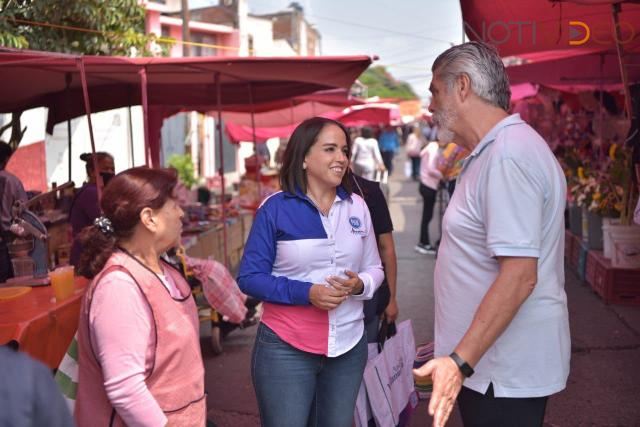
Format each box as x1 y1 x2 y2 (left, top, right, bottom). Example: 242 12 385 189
74 167 205 427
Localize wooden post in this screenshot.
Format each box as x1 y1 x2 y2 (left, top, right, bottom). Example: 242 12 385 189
76 58 103 203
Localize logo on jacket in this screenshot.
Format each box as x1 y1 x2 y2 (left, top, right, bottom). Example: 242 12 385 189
349 216 365 235
349 216 362 229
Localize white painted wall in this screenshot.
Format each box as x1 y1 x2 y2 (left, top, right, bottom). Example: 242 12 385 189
46 107 146 187
0 109 47 147
2 107 145 188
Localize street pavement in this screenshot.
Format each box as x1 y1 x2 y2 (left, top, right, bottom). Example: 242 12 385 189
202 152 640 427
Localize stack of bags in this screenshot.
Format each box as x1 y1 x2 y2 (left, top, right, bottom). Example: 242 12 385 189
414 342 434 398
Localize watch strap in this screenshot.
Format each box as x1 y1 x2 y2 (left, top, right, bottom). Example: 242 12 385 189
450 352 474 378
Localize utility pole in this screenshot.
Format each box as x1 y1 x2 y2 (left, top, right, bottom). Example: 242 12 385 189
181 0 191 57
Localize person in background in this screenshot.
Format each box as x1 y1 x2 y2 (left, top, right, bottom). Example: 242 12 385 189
415 139 442 255
74 167 206 426
378 125 400 175
69 152 114 266
406 124 425 181
0 141 27 282
351 173 398 339
351 126 385 180
413 42 570 427
275 138 289 167
0 346 75 427
238 117 384 427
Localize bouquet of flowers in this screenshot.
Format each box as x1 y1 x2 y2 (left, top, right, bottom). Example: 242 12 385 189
587 144 638 223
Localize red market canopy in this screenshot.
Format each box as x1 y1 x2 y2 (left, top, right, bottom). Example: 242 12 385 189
0 48 372 267
224 102 401 144
461 0 640 116
507 48 640 91
0 48 371 169
225 122 296 143
461 0 640 57
220 89 363 128
0 48 372 128
333 103 401 127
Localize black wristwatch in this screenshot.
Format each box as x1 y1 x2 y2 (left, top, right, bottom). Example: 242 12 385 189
449 352 474 378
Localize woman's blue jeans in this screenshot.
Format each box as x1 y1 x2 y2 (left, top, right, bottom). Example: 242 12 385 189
251 323 367 427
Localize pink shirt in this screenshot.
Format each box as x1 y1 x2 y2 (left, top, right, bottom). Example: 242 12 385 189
90 267 183 427
420 141 443 190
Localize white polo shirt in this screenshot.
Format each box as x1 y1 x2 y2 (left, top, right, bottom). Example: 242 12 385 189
434 114 571 398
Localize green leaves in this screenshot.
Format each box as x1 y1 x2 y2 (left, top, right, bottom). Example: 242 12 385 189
359 66 418 100
168 154 197 189
0 0 166 56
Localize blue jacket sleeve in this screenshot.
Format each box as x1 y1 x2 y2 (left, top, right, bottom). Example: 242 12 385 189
237 205 313 305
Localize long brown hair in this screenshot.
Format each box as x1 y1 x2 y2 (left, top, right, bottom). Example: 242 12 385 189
77 167 178 278
279 117 353 194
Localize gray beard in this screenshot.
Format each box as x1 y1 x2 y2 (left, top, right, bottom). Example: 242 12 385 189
434 114 456 143
437 127 455 143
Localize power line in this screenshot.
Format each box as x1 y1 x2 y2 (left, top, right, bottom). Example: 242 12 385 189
307 13 455 45
385 53 440 67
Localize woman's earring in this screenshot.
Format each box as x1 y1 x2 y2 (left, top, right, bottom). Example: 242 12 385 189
303 163 307 170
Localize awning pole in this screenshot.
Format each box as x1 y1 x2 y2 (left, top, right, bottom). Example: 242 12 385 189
76 57 103 203
612 3 634 120
128 106 135 167
67 119 72 181
215 72 229 268
65 73 72 182
139 67 151 166
248 82 262 199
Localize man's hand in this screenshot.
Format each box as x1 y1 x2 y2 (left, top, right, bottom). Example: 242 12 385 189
413 356 463 427
309 284 347 310
384 298 399 322
326 270 364 296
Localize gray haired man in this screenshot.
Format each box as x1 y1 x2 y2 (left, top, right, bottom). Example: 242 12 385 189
413 42 570 427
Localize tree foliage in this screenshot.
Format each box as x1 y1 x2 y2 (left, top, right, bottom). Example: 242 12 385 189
168 154 197 189
0 0 164 56
359 66 418 100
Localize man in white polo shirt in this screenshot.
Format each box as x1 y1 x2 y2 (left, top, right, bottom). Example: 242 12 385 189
413 42 570 427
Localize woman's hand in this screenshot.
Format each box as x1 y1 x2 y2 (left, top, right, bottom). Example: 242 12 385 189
326 270 364 296
309 284 348 310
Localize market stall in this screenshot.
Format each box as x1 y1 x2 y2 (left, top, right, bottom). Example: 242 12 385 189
460 0 640 305
0 276 89 369
0 48 373 364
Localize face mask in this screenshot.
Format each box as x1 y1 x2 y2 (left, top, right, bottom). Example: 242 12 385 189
100 172 115 186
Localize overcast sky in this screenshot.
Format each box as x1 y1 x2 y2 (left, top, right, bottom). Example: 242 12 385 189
191 0 464 102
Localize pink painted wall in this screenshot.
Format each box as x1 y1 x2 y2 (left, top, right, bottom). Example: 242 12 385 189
146 9 162 35
7 141 47 192
219 32 240 57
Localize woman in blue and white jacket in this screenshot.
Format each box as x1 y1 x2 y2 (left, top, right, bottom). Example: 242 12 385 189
238 117 384 427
